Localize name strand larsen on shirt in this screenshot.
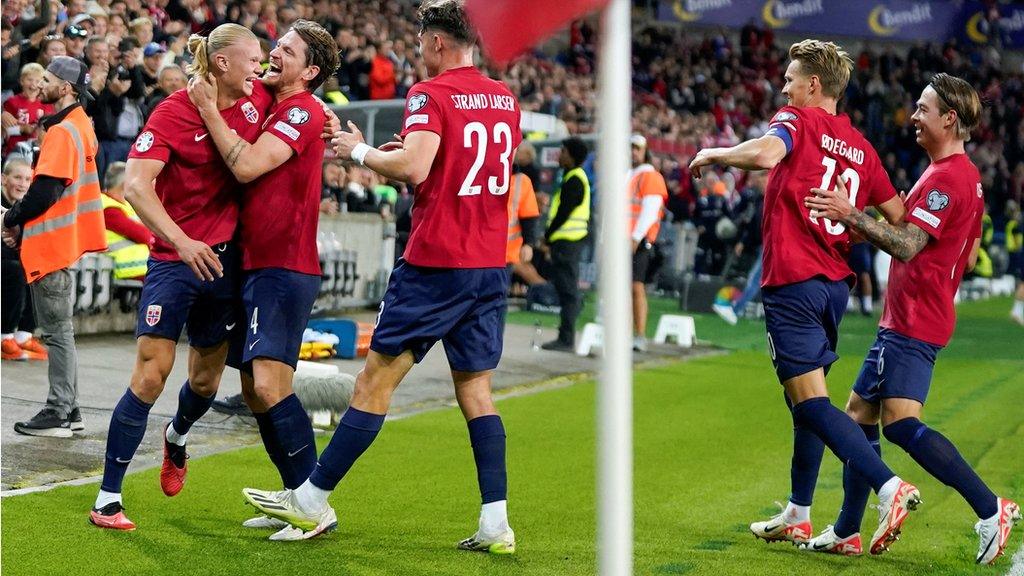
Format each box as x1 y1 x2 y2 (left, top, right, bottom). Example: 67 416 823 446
450 93 516 111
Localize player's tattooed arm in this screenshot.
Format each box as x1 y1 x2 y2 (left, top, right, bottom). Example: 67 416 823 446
846 210 929 262
225 139 246 167
807 176 929 262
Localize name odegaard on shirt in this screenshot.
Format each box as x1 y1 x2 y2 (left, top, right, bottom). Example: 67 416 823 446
820 134 865 165
450 93 516 111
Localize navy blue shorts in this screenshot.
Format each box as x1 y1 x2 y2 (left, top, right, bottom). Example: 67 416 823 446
228 268 321 372
371 260 508 372
852 328 941 405
762 278 849 382
848 243 872 275
136 241 241 348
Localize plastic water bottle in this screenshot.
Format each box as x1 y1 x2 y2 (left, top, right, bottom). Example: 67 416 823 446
531 321 542 352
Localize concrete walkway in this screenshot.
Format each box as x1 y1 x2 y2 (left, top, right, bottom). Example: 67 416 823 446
1 319 707 493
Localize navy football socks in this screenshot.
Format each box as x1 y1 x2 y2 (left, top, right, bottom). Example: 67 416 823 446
791 397 895 492
309 407 385 491
267 394 318 490
884 418 998 519
834 423 880 538
790 424 825 507
254 411 287 485
170 380 215 437
101 388 152 493
468 415 508 504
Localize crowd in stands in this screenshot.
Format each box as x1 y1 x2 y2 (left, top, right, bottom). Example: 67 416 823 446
2 0 1021 279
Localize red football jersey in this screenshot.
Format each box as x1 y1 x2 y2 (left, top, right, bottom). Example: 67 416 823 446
399 66 522 268
239 91 325 275
881 153 983 346
2 95 53 152
128 84 271 260
760 106 896 287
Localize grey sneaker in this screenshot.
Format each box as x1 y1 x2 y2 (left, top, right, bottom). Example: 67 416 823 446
14 408 73 438
69 407 85 432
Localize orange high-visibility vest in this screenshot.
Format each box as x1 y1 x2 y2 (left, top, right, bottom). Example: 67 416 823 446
506 172 539 264
627 164 668 243
21 105 106 282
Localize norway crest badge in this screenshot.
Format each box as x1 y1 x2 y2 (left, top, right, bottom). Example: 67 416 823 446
145 304 162 327
242 101 259 124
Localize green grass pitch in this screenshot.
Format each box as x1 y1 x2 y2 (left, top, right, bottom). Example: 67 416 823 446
2 297 1021 575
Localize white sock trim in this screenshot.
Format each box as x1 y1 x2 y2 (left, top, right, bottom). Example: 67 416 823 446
95 490 122 510
878 476 901 500
784 501 810 523
481 500 509 532
165 422 188 446
13 331 32 344
294 480 330 515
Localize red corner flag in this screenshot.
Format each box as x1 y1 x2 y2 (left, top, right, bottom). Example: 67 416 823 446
465 0 609 64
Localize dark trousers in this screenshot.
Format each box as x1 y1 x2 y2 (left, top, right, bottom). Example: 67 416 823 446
2 258 35 334
548 240 584 344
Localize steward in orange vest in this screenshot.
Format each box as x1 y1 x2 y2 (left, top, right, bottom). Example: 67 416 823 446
5 56 106 438
3 58 106 282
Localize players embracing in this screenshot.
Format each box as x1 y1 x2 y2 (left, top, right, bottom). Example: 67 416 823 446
689 39 923 555
185 19 341 541
804 73 1021 565
243 0 522 554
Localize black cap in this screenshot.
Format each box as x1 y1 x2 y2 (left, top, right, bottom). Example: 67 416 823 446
47 56 94 103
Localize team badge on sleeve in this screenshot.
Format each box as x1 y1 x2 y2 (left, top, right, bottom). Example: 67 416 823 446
242 101 259 123
407 93 428 112
145 304 162 326
134 131 154 152
286 107 310 124
926 189 949 211
771 111 798 123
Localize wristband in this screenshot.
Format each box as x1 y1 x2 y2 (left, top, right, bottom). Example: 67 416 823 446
351 142 371 166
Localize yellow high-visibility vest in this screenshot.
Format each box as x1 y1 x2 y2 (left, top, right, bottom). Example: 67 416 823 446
548 167 590 242
100 194 149 279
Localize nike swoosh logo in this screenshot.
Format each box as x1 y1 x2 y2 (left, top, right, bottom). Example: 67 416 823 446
249 338 260 351
225 323 236 330
115 457 132 464
762 524 782 534
195 133 208 142
287 444 309 458
813 542 831 550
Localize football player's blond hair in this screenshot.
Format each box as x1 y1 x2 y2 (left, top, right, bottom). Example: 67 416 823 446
929 73 981 141
187 23 257 78
788 39 853 99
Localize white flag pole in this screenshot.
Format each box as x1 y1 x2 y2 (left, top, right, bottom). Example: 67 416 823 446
596 0 632 574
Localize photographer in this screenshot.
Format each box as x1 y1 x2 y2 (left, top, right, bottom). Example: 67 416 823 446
88 35 146 180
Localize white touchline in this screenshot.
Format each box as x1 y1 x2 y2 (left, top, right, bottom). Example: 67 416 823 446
1006 541 1024 576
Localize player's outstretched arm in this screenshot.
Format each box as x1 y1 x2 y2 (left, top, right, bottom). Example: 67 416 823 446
333 121 439 185
806 176 929 262
187 74 293 183
689 135 788 178
123 158 224 281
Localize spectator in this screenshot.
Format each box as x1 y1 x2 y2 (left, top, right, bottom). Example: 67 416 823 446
319 158 346 214
37 35 67 66
83 35 111 95
1 159 47 361
90 35 146 180
2 62 53 155
128 16 153 46
713 170 766 324
540 137 591 352
100 161 151 280
344 165 379 213
140 41 165 91
144 63 184 111
368 41 395 100
63 24 89 59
